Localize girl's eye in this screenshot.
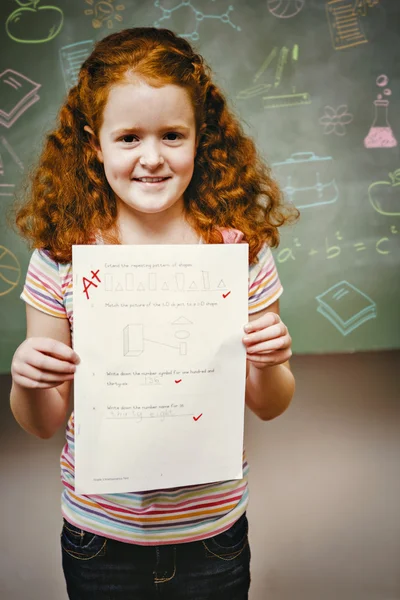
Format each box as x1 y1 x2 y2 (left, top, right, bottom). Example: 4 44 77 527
164 132 182 141
121 134 138 143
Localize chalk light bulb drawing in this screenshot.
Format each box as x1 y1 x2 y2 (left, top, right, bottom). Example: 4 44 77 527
84 0 125 29
6 0 64 43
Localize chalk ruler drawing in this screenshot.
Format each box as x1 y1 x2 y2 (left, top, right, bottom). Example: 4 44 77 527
237 44 311 109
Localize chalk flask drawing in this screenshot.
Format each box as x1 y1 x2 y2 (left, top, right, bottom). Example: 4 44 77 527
364 97 397 148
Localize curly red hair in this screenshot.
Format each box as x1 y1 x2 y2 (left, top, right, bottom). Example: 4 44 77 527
15 27 298 264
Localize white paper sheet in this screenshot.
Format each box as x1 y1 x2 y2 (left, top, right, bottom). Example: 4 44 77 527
72 243 249 494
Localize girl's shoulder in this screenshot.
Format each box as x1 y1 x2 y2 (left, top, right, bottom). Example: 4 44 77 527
27 248 72 289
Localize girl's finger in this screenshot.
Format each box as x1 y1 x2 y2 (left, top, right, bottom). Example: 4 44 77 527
247 348 292 366
30 338 80 364
244 312 280 333
13 372 74 389
17 363 75 385
26 351 77 374
243 322 287 345
246 334 291 354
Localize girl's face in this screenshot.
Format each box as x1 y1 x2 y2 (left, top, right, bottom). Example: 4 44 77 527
95 79 197 219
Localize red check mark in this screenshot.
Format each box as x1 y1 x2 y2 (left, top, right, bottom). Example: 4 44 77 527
175 379 182 384
222 291 231 299
193 413 203 421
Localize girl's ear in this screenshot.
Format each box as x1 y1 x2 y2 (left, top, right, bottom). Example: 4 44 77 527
84 125 103 163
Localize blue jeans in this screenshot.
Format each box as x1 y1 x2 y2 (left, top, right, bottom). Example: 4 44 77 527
61 513 251 599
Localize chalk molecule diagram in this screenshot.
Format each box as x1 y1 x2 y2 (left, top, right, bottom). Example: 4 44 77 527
153 0 241 41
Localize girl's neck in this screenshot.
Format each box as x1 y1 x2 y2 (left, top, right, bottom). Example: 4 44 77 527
114 200 199 245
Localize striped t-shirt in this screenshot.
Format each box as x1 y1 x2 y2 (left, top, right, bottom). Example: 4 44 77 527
21 229 283 545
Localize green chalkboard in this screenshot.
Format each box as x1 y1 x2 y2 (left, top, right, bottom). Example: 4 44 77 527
0 0 399 371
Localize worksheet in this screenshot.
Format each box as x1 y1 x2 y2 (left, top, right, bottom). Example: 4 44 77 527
72 243 249 494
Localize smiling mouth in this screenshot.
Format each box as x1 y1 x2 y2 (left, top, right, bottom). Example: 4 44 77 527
133 177 171 183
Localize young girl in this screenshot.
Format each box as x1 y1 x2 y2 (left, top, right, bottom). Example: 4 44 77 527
10 27 296 599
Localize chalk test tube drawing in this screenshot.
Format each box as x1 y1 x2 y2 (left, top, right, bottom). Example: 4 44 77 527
237 45 311 109
368 170 400 217
60 41 94 90
319 105 353 136
267 0 305 19
6 0 64 44
153 0 241 42
316 281 376 336
0 70 41 129
272 152 339 209
123 318 192 357
104 271 226 292
364 75 397 149
84 0 125 30
326 0 367 50
0 245 21 297
1 137 24 171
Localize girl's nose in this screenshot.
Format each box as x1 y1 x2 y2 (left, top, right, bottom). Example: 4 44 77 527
139 143 164 168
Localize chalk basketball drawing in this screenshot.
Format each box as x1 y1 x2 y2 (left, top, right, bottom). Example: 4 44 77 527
6 0 64 44
0 246 21 296
267 0 305 18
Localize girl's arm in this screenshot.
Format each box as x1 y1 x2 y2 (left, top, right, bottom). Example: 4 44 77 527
10 304 79 439
243 300 295 421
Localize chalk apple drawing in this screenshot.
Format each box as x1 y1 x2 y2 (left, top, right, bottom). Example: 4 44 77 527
6 0 64 44
368 169 400 216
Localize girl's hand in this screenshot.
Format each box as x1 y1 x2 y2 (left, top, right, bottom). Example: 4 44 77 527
243 312 292 369
11 337 80 389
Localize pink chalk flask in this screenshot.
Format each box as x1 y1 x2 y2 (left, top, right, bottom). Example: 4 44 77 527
364 98 397 148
